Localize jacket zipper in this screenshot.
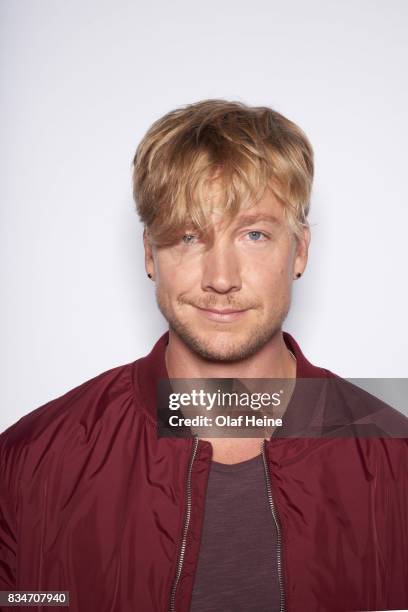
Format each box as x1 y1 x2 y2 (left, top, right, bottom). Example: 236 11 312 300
261 439 286 612
169 434 199 612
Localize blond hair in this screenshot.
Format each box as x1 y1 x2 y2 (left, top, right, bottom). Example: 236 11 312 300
132 99 313 246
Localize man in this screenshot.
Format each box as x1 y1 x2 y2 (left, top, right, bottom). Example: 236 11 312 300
0 100 407 612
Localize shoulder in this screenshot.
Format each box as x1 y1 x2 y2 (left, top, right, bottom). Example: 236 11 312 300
314 371 408 440
0 361 140 477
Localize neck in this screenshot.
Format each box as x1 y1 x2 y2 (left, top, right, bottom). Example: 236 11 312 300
165 328 297 379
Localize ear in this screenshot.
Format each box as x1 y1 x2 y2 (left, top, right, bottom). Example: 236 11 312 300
293 224 311 278
143 227 155 279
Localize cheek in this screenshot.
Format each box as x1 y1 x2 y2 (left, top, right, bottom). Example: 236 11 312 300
268 271 291 296
156 250 200 278
245 265 292 314
244 256 289 289
155 257 200 301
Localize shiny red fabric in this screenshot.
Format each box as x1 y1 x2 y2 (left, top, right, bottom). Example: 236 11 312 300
0 332 407 612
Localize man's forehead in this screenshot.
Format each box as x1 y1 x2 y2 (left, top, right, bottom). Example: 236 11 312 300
196 172 283 216
231 211 282 226
203 197 285 229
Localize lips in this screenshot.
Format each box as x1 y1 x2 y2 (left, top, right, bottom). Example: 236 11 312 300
193 305 249 322
201 308 244 314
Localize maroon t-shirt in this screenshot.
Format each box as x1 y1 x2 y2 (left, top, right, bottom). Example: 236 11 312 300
190 453 281 612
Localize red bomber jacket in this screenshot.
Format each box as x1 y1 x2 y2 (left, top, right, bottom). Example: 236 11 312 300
0 331 407 612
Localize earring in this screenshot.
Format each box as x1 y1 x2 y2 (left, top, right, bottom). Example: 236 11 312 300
296 272 302 279
147 273 152 279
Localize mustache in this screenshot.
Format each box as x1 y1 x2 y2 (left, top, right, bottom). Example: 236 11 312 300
179 296 255 311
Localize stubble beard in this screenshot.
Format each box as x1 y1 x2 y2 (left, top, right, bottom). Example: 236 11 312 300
156 291 291 363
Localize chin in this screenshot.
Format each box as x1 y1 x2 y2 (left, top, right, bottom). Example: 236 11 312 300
197 343 246 362
190 343 252 363
173 326 275 363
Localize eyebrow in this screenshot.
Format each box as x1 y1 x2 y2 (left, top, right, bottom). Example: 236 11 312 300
234 213 281 227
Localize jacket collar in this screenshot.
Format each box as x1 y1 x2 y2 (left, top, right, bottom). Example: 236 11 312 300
134 330 329 425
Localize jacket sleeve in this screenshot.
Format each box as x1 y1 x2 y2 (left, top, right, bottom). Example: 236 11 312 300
0 432 18 589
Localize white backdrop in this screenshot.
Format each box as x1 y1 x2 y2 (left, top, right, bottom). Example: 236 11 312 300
1 0 407 432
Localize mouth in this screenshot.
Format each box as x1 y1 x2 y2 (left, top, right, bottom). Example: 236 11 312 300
193 305 249 322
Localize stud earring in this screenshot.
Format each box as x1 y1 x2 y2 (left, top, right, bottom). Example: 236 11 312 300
147 273 152 279
296 272 302 279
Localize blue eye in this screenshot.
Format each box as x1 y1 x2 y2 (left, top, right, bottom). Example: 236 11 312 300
247 231 265 241
182 234 196 244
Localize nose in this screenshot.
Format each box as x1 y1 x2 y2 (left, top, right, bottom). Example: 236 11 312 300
201 240 242 294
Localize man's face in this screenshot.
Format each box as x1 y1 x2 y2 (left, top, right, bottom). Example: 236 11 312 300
144 187 310 362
